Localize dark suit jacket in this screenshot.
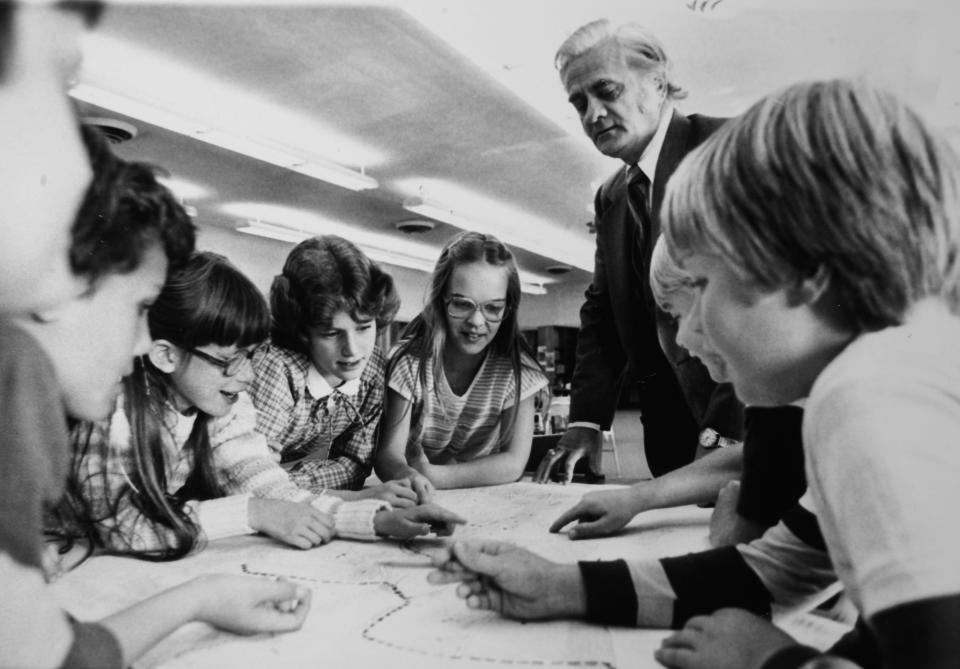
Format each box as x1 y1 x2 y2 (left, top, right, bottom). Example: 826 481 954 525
568 110 742 439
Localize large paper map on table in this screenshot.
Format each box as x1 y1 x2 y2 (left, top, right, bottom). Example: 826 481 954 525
53 482 716 668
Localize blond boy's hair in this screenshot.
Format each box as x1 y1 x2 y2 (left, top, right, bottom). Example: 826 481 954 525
662 78 960 331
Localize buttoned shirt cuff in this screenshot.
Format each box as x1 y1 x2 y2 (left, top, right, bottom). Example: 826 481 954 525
310 495 392 541
567 422 601 432
192 493 255 542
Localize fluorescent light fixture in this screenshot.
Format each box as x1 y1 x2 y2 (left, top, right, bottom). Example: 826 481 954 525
399 181 594 271
402 196 472 229
72 83 378 192
157 176 211 201
227 202 551 295
521 282 548 296
72 35 382 191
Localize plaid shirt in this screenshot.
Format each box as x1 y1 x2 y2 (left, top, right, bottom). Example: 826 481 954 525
251 344 386 492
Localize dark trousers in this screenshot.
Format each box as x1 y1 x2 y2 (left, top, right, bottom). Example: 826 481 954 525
637 368 699 477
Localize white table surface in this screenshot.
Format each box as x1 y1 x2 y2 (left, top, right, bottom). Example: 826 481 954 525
51 482 840 669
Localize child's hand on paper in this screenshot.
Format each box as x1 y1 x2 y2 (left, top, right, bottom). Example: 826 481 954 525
404 470 435 504
374 503 466 539
548 488 638 539
248 498 335 549
708 480 765 547
192 574 312 634
656 608 796 669
360 479 419 508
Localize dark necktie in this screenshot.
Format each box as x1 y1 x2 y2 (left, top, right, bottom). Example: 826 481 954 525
626 165 654 270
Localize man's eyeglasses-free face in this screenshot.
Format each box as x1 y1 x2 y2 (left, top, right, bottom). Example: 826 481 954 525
186 344 266 377
444 296 508 323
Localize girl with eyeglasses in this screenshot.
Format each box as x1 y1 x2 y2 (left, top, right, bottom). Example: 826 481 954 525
375 231 547 493
57 251 463 560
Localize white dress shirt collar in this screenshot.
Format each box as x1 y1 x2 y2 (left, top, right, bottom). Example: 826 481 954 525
629 103 674 186
306 364 361 399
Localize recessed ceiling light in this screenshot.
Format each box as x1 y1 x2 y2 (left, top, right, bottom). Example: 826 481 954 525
81 116 138 144
395 219 435 234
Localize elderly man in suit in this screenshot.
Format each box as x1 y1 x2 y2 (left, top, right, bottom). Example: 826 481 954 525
534 19 742 483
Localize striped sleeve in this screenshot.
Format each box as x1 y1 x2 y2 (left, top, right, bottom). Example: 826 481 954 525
310 495 390 541
387 351 419 402
188 494 254 542
737 497 840 612
208 393 313 503
516 353 548 404
577 500 837 629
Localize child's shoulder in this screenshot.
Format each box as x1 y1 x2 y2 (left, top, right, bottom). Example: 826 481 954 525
260 342 305 366
385 342 426 376
0 319 50 377
254 343 310 381
814 301 960 402
482 349 547 395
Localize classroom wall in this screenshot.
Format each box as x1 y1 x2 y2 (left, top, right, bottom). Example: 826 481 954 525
518 278 589 329
196 224 589 328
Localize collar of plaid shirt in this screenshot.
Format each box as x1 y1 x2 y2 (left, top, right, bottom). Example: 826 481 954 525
305 364 361 400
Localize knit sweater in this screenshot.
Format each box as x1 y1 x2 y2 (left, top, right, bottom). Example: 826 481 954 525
71 390 388 555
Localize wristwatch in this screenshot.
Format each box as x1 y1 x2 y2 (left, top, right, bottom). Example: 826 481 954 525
698 427 737 450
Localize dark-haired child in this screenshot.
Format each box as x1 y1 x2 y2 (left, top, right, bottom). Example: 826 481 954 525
252 236 418 504
2 126 312 668
375 231 547 491
57 252 464 560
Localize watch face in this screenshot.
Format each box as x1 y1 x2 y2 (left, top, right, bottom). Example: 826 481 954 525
699 428 719 448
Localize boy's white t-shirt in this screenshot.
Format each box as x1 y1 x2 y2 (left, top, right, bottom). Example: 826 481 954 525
804 299 960 618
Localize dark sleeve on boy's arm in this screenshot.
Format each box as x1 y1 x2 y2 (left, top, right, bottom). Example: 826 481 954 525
577 559 639 626
737 406 806 527
575 548 774 628
660 546 773 627
62 617 124 669
870 593 960 669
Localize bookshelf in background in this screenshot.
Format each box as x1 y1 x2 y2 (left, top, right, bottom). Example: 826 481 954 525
523 326 578 396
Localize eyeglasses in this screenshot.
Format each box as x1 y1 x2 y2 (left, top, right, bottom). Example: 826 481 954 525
186 343 266 377
444 296 508 323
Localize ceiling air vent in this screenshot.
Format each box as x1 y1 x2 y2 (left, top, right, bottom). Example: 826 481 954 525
395 219 435 234
82 117 139 145
546 264 573 275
